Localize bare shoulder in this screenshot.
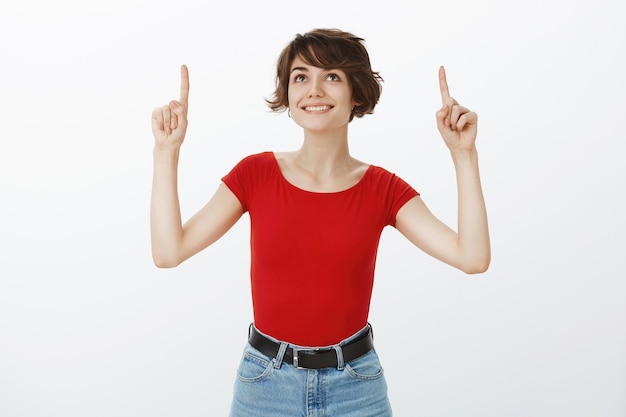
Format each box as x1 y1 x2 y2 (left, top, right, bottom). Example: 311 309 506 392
273 151 297 167
273 151 297 181
350 157 370 176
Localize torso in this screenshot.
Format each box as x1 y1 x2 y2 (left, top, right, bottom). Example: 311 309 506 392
221 152 419 345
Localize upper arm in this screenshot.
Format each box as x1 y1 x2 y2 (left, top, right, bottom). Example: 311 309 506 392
177 182 244 264
394 195 462 270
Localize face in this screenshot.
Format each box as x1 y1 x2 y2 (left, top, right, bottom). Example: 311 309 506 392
287 56 357 133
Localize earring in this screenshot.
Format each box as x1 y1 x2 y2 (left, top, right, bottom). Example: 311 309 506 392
288 109 291 118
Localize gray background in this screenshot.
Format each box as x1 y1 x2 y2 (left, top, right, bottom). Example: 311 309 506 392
1 0 624 415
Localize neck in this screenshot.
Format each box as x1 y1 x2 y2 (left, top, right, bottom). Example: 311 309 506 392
295 128 353 179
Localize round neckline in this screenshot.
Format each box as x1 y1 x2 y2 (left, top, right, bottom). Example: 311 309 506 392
270 152 372 195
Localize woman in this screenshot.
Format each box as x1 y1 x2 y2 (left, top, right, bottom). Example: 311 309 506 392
151 28 490 417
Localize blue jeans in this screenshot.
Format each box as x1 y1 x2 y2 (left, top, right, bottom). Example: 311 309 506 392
229 324 392 417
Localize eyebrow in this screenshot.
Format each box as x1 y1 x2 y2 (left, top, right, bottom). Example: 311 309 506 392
290 66 308 73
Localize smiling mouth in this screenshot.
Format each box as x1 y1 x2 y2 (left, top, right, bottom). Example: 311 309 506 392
303 105 333 112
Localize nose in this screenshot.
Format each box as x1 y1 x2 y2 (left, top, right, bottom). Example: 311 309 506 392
307 79 325 98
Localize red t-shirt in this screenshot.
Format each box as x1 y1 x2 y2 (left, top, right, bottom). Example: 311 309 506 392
222 152 419 346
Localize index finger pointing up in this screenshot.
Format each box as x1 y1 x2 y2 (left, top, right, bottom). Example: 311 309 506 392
179 64 190 107
439 65 450 104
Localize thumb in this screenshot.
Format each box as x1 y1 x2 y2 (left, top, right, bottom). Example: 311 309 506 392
436 104 449 132
169 100 187 117
169 101 188 130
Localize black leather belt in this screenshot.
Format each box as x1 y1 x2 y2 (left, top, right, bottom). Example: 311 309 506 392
248 325 374 369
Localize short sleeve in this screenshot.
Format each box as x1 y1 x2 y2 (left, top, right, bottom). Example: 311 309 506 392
221 155 254 213
364 167 419 227
387 174 419 226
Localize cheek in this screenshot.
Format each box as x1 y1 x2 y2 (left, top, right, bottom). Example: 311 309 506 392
286 87 294 104
287 88 301 109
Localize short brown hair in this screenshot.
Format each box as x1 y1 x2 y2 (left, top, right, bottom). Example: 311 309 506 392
266 28 383 122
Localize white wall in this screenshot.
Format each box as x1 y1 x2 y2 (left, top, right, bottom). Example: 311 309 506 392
1 0 624 416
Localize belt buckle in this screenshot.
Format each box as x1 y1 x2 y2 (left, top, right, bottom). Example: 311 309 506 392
292 347 321 369
292 347 327 369
292 348 305 369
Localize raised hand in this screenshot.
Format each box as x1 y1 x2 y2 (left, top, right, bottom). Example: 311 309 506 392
435 66 478 152
151 65 190 150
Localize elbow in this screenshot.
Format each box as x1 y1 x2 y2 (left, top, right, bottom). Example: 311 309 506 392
152 253 182 269
461 255 491 275
153 260 179 269
463 263 489 275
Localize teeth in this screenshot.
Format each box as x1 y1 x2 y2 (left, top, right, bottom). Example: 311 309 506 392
304 105 331 112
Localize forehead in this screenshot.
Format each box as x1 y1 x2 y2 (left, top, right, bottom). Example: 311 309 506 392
289 56 344 72
290 56 311 71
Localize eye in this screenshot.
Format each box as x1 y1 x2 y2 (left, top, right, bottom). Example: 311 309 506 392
293 74 307 83
326 73 341 81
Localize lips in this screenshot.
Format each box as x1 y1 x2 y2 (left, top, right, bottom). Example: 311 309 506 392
303 105 333 112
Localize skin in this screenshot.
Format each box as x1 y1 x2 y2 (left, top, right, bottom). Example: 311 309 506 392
394 67 490 273
276 57 368 193
150 63 490 273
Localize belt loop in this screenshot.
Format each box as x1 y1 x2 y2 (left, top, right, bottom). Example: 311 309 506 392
274 342 288 369
334 345 345 370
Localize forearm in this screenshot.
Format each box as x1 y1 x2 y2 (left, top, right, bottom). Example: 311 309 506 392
451 148 491 273
150 147 184 267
